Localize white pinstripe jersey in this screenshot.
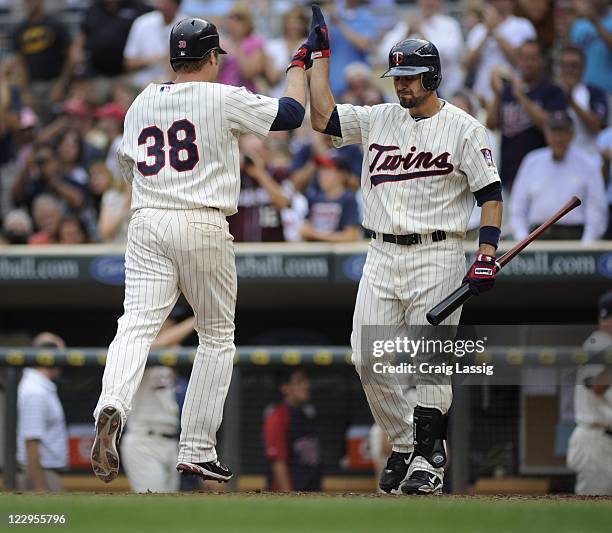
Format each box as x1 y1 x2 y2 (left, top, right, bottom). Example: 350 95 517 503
118 82 279 215
333 101 501 235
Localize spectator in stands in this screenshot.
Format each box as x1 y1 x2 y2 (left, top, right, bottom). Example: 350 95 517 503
340 62 385 106
12 0 72 122
378 0 465 97
299 155 361 243
558 46 608 166
263 367 321 492
571 0 612 93
289 131 362 199
515 0 555 54
57 129 90 192
323 0 378 97
229 134 291 242
218 2 266 92
0 60 22 171
124 0 185 88
264 6 309 98
567 290 612 495
95 98 129 183
464 0 536 104
87 161 112 217
510 111 607 242
57 214 89 244
72 0 150 79
12 145 86 213
486 40 567 190
597 127 612 238
0 209 33 245
462 0 485 35
28 194 64 245
97 174 132 244
17 332 68 492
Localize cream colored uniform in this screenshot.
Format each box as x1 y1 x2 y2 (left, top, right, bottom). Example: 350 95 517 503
120 367 180 493
333 101 500 476
95 81 279 465
567 330 612 495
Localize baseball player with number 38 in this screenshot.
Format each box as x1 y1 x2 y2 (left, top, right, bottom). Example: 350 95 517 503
308 5 503 494
91 17 314 484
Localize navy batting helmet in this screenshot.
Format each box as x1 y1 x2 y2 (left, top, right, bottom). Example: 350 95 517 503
170 18 226 71
382 38 441 92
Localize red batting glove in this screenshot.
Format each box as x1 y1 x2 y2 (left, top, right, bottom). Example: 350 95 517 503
287 42 313 71
463 253 498 295
310 4 330 59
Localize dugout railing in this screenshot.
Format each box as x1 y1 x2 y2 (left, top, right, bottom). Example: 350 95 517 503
1 345 610 493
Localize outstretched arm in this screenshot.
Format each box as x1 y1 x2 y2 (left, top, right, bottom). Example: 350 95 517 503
309 5 337 133
268 42 313 131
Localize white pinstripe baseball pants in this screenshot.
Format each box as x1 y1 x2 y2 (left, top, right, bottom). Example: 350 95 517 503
94 207 236 464
352 234 465 472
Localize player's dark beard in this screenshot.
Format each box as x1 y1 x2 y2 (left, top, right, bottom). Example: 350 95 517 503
398 92 427 109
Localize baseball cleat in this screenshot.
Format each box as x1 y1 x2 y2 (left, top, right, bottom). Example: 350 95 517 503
91 405 122 483
176 460 233 482
379 451 412 493
401 470 443 495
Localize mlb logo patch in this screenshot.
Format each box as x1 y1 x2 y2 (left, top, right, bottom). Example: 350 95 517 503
160 85 172 93
480 148 495 168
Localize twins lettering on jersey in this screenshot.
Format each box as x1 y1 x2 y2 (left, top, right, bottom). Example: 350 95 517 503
368 143 454 186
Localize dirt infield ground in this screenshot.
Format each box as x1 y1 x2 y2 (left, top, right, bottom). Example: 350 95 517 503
1 493 611 533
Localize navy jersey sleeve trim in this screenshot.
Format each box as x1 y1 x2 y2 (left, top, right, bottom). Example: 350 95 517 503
323 107 341 137
270 97 305 131
474 181 503 206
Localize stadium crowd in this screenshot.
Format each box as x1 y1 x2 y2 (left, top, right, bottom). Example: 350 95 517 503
0 0 610 246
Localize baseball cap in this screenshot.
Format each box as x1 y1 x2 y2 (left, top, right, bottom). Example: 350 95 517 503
95 103 127 123
315 153 352 172
63 100 93 117
547 110 574 131
598 290 612 320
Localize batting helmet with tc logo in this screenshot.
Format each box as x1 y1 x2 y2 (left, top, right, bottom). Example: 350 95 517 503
170 18 227 72
382 38 441 92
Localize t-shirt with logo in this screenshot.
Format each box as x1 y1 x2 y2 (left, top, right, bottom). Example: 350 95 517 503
228 168 288 242
307 190 360 234
499 79 566 190
12 16 70 81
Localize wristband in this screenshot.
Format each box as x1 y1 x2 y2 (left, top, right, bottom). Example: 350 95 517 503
312 49 330 59
479 225 501 249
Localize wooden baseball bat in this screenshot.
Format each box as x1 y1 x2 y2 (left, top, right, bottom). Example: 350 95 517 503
426 196 582 325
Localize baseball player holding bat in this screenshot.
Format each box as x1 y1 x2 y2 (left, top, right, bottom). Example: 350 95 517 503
308 5 503 494
92 17 313 484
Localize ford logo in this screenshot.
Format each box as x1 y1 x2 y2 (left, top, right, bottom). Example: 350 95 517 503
343 254 366 281
598 252 612 279
90 256 125 285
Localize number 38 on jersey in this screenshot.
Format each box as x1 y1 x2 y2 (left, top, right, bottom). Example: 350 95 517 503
137 119 199 176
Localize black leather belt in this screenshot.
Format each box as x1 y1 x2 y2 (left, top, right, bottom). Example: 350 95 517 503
370 230 447 246
147 429 179 439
